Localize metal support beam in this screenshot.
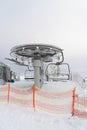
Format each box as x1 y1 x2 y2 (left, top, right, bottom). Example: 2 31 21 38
33 60 41 88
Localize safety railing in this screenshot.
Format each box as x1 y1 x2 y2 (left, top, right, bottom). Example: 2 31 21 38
0 83 79 116
74 94 87 118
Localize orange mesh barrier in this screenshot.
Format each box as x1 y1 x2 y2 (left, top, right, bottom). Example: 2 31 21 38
35 86 74 114
74 95 87 118
0 83 76 115
32 85 35 109
8 83 10 102
72 88 76 115
0 85 8 102
9 86 32 107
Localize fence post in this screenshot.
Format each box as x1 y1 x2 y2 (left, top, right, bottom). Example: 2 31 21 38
32 85 35 111
72 88 76 116
8 83 10 103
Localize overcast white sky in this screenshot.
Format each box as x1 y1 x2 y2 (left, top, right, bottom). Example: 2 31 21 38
0 0 87 73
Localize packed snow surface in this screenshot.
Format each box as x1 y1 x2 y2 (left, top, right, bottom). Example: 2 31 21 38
0 103 87 130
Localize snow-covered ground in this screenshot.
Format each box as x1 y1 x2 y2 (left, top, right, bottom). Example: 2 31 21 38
0 103 87 130
10 80 34 88
10 79 84 94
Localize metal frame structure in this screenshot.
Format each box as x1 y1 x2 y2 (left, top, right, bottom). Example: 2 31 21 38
7 44 64 87
45 63 71 81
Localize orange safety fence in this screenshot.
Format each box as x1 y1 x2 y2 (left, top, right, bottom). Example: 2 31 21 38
72 88 76 115
0 83 77 115
8 83 10 102
74 95 87 118
0 85 8 102
35 87 74 114
10 86 32 107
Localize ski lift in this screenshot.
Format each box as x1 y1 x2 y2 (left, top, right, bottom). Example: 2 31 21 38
6 44 64 88
45 63 71 81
